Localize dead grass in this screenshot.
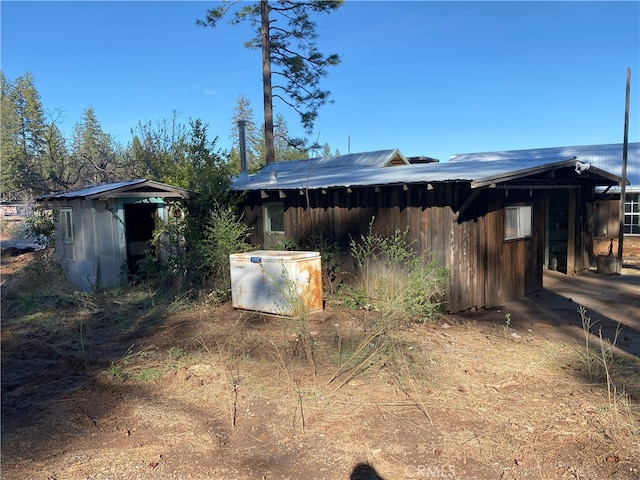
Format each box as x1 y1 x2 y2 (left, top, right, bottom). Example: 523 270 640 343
1 251 639 479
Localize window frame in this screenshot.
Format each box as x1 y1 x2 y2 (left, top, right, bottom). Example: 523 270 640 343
624 193 640 235
263 202 285 249
504 204 533 241
59 207 74 244
264 202 285 235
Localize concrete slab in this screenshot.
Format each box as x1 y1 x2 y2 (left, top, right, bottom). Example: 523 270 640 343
458 260 640 358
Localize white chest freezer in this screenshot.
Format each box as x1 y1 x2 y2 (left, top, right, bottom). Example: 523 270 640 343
229 250 323 315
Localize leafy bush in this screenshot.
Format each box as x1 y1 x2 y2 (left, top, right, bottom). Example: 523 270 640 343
403 252 449 320
20 249 66 291
137 201 251 302
272 237 300 251
308 232 341 297
135 201 191 289
24 207 56 247
347 218 449 322
199 203 252 302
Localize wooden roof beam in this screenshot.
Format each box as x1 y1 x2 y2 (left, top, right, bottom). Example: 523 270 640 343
452 188 483 223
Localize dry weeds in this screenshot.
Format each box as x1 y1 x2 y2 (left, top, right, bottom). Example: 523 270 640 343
1 251 639 479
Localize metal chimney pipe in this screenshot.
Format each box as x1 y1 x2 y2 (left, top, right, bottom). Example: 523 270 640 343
237 119 248 174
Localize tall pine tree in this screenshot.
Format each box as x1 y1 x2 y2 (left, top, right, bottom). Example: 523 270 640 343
0 72 48 199
199 0 342 164
71 107 121 185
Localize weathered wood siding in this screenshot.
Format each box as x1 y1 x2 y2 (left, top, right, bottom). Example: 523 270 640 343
592 195 640 257
573 187 594 273
239 183 547 313
594 198 620 238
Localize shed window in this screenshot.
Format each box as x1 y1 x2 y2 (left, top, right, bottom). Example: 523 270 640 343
60 207 74 244
264 202 285 249
505 205 532 240
265 203 284 233
624 193 640 235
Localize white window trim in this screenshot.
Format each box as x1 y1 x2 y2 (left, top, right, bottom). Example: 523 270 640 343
505 204 533 241
624 193 640 235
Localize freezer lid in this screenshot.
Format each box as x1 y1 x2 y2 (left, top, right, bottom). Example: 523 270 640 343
229 250 320 262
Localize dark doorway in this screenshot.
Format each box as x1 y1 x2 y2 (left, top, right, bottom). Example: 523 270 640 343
124 203 158 275
545 191 569 273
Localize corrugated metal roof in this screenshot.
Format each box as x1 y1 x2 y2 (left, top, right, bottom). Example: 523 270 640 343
449 143 640 191
37 179 189 201
257 148 407 173
232 149 406 190
231 152 620 192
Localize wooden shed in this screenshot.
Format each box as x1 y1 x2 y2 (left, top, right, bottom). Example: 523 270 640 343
38 179 188 290
231 149 621 313
451 143 640 258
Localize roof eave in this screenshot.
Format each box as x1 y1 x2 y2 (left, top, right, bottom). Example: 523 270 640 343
38 180 190 201
470 159 624 189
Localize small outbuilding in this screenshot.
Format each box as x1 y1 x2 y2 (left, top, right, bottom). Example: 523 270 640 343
231 149 622 313
38 179 189 291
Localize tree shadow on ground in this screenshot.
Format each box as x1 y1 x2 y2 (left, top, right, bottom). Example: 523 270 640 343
0 268 200 465
461 267 640 401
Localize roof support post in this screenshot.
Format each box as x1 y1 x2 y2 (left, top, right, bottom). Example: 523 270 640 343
452 188 483 223
617 67 631 274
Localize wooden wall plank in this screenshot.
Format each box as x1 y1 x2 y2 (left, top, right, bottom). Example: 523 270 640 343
237 181 551 313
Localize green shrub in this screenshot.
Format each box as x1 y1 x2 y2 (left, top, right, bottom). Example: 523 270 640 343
403 252 449 320
272 238 300 251
25 207 56 247
137 201 250 301
347 218 449 322
198 203 252 303
308 232 341 297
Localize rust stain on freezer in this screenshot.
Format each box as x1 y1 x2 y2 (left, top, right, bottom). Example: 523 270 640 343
300 261 323 313
229 250 323 316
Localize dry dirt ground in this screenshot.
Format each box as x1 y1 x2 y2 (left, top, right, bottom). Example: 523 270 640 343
1 250 639 480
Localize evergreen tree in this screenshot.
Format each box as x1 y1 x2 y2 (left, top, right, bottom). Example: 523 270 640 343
0 72 48 199
0 72 19 199
71 107 121 184
199 0 343 164
274 113 308 161
228 94 264 173
185 118 232 213
321 142 331 157
41 115 77 191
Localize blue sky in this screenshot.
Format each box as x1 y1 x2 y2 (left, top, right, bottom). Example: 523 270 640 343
2 1 639 163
